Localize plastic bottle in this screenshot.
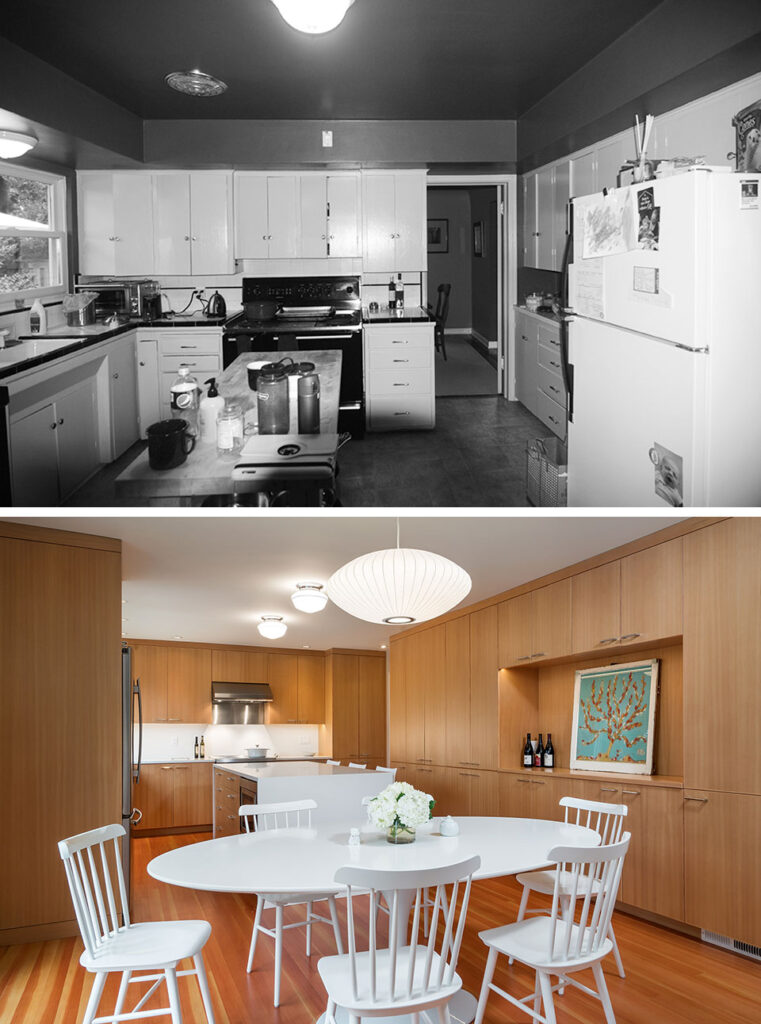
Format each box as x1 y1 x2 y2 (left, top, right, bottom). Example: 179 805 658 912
217 400 244 454
170 365 199 436
198 378 225 443
30 299 47 335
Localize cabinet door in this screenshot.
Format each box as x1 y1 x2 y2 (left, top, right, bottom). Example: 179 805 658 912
154 173 191 275
55 380 100 500
530 776 568 821
190 172 233 274
531 578 571 662
571 561 621 654
422 625 447 766
552 161 571 272
358 655 386 760
499 773 533 818
595 137 628 192
535 167 554 271
211 649 268 684
112 173 155 275
620 538 683 646
522 172 538 268
133 644 168 722
132 764 173 829
470 770 499 817
389 638 408 762
172 764 212 828
498 593 533 667
267 175 301 259
109 336 139 459
515 314 539 416
267 653 299 724
621 785 684 920
405 632 427 764
393 173 426 271
167 647 211 724
363 174 396 272
445 768 472 818
234 174 269 259
571 151 596 199
78 173 116 275
300 175 328 258
328 175 361 257
684 790 761 946
297 654 325 724
10 403 60 506
469 606 499 770
444 616 471 768
136 338 160 439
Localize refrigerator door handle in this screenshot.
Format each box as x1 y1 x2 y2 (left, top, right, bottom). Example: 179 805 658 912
559 204 575 421
130 807 143 825
133 678 143 783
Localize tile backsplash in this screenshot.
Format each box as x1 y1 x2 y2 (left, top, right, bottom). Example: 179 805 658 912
139 722 320 762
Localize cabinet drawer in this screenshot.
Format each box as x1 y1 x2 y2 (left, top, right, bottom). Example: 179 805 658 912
367 367 432 397
535 389 567 441
537 342 563 377
364 325 433 350
536 321 561 350
515 312 538 346
160 355 221 374
367 395 435 431
159 333 222 356
368 346 432 370
537 362 566 405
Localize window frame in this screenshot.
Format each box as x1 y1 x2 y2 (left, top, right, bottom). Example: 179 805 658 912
0 160 68 306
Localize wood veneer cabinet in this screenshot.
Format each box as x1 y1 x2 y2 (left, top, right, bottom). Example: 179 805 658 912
620 785 684 922
133 645 212 723
389 636 409 762
498 579 571 667
468 607 500 769
133 762 212 831
210 648 268 684
267 653 325 724
328 652 386 762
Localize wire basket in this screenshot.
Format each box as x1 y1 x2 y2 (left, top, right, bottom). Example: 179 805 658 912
527 438 568 507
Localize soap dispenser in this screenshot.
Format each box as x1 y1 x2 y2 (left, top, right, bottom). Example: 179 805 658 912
199 378 225 443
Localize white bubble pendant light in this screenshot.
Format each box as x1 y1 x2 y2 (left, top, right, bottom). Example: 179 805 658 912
271 0 355 34
326 520 471 625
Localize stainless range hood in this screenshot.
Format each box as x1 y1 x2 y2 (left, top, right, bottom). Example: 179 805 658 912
212 681 273 725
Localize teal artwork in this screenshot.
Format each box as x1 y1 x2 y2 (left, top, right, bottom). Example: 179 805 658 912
571 660 659 775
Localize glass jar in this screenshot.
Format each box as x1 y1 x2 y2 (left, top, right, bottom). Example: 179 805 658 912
386 823 416 844
257 363 290 434
216 400 244 454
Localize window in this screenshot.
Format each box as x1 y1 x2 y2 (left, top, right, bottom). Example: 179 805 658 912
0 162 67 303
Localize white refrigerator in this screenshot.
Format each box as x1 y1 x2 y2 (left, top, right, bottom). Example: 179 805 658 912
565 169 761 507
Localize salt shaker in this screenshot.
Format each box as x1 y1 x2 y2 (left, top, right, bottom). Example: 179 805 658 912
348 827 361 847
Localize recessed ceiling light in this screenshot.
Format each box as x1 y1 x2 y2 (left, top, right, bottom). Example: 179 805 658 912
380 644 387 650
258 615 287 640
173 635 184 640
0 130 37 159
122 599 127 604
302 645 311 650
165 70 227 97
291 583 328 614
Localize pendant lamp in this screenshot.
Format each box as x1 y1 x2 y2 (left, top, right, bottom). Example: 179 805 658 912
326 521 471 625
271 0 355 34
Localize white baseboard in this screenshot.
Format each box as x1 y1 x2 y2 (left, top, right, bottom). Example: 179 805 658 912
472 328 498 350
444 326 471 335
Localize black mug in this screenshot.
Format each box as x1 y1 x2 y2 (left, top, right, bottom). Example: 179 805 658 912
146 419 196 470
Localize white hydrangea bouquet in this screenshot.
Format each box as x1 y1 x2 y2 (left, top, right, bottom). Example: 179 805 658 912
367 781 435 844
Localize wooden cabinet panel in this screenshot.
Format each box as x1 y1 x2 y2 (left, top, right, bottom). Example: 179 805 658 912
529 776 569 821
574 779 622 805
389 638 409 762
267 653 299 724
532 579 572 661
469 606 499 770
445 616 471 767
572 561 621 653
422 625 447 766
358 655 386 760
621 538 683 646
443 768 471 818
684 790 761 946
470 770 500 817
167 647 211 723
498 594 533 667
133 644 168 722
210 649 268 684
405 633 427 763
684 519 761 794
331 654 359 757
133 764 174 829
173 764 212 828
499 772 533 818
621 785 684 921
298 655 325 724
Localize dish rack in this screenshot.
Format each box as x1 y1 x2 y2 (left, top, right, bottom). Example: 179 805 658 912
527 438 568 507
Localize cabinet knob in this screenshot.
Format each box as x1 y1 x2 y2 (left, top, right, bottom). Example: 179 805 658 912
184 235 191 241
139 361 146 366
50 422 57 430
57 418 64 426
322 235 326 240
113 372 119 379
192 236 197 241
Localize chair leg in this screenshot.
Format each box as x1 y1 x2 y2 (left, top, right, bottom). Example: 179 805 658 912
538 970 557 1024
328 895 344 955
474 947 498 1024
247 895 264 973
436 1005 451 1024
114 970 131 1017
609 923 626 978
194 953 216 1024
509 884 531 964
306 900 313 957
326 998 337 1024
165 967 183 1024
82 972 107 1024
592 961 617 1024
274 904 284 1007
533 971 542 1018
440 332 447 360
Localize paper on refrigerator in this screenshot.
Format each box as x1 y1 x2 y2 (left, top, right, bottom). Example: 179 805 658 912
581 189 637 258
570 258 605 319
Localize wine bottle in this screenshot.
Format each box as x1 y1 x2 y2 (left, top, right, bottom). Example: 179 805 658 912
396 273 405 310
194 735 199 759
523 732 533 768
544 733 554 768
534 733 544 768
199 735 205 759
388 276 396 309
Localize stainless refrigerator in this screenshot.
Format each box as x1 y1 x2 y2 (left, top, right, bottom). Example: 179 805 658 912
121 645 143 903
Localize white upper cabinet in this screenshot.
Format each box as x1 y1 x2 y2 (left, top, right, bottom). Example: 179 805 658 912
525 165 569 272
154 173 191 275
300 176 328 258
266 176 301 259
522 172 538 269
327 175 361 258
78 173 154 276
595 137 629 191
363 171 427 272
552 160 571 271
155 172 233 275
234 174 300 259
536 167 554 270
570 151 596 200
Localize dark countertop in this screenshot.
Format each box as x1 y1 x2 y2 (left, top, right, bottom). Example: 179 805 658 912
363 305 433 324
515 304 562 324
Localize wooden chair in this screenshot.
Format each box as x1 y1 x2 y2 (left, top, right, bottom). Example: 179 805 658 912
239 799 344 1007
426 283 451 360
475 833 631 1024
348 761 367 769
58 823 215 1024
318 855 480 1024
511 796 628 979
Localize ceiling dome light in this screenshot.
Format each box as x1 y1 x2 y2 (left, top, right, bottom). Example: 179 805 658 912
165 70 228 97
258 615 287 640
271 0 355 34
326 521 471 626
291 582 328 614
0 131 37 159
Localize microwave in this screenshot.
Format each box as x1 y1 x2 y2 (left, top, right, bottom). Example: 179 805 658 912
75 279 162 321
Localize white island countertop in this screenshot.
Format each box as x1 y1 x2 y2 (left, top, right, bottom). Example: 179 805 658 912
224 763 366 781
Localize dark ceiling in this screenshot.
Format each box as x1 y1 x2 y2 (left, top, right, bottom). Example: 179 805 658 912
2 0 663 121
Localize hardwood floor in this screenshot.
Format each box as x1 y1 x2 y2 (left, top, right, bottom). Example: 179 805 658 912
2 831 761 1023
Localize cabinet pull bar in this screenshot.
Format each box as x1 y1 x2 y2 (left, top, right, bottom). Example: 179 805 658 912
530 652 546 658
161 766 172 771
622 789 639 795
599 638 618 645
619 633 641 641
516 778 530 784
531 780 546 785
516 655 532 661
599 787 618 792
684 796 709 802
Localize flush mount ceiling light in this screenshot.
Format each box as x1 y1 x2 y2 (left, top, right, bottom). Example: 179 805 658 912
326 520 472 626
258 615 287 640
165 69 228 97
0 130 38 159
291 582 328 614
271 0 356 34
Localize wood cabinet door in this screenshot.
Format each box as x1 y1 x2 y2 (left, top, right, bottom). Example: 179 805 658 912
531 578 571 662
574 778 622 806
189 172 233 275
684 519 761 794
358 655 387 760
154 173 191 275
133 764 174 829
684 790 761 946
422 625 447 767
167 647 211 724
403 632 427 764
498 593 533 667
499 773 533 818
571 561 621 654
620 538 683 646
530 776 568 821
331 654 359 756
172 764 212 828
132 644 168 722
108 335 139 460
444 768 472 818
267 653 299 724
297 655 325 724
470 770 500 817
469 606 499 769
621 785 684 921
420 765 453 817
211 649 268 684
444 616 471 768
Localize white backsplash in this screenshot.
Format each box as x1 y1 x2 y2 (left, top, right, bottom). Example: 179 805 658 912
140 722 320 761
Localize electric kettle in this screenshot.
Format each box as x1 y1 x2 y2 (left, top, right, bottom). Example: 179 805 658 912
206 290 227 318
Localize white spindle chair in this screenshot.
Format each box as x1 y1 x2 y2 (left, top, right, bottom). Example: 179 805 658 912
326 759 341 766
510 796 628 979
58 823 215 1024
318 855 481 1024
376 766 397 776
475 834 630 1024
239 799 344 1007
348 761 367 769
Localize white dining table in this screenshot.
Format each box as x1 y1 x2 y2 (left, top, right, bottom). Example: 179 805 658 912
148 816 599 1024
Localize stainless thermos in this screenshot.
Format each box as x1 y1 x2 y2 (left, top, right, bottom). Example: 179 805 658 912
298 373 320 434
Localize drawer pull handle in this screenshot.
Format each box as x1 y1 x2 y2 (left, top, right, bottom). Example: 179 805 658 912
622 789 640 796
600 787 618 793
549 385 559 394
549 416 559 425
531 780 546 785
459 772 479 778
515 655 532 661
599 637 618 645
530 652 546 658
620 633 641 641
394 411 411 416
684 796 708 803
550 360 560 368
393 383 410 388
393 359 409 363
516 778 530 784
391 340 408 345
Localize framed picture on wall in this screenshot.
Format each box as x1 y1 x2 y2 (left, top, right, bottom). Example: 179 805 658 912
473 221 484 257
427 219 449 253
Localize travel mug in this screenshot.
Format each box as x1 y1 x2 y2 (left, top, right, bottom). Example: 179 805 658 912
146 419 196 470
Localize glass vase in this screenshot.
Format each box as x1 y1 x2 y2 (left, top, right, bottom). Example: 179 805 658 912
386 823 416 844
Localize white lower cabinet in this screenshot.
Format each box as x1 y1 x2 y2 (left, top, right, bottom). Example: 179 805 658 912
107 335 139 459
136 337 161 437
364 322 435 431
135 329 223 428
514 308 566 440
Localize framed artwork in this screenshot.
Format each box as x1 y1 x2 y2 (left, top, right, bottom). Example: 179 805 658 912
473 221 484 257
427 219 449 254
570 659 659 774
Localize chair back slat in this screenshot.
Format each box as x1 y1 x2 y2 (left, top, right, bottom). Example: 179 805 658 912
406 888 423 996
58 824 129 958
239 798 316 832
99 841 120 935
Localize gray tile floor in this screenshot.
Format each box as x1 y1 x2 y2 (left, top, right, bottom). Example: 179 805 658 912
65 396 548 508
